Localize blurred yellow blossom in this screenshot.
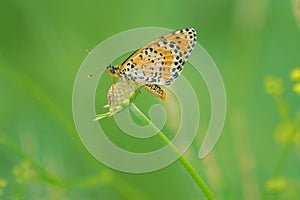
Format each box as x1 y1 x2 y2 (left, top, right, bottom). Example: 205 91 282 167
265 176 288 193
293 83 300 94
264 76 283 95
274 122 294 145
12 160 35 184
0 178 7 196
290 68 300 81
0 179 7 188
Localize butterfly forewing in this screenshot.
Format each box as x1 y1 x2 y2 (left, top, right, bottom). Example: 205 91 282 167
119 28 197 86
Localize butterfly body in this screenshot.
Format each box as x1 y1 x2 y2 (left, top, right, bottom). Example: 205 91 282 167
144 83 166 100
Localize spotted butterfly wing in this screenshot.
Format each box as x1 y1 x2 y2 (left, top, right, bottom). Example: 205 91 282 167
119 28 197 86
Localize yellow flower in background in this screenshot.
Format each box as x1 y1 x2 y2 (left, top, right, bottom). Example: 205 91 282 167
290 68 300 94
290 68 300 81
293 83 300 94
274 122 294 145
265 176 288 193
0 179 7 188
0 178 7 196
263 76 283 95
12 160 35 184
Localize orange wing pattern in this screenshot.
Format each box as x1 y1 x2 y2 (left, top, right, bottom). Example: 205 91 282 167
119 28 197 86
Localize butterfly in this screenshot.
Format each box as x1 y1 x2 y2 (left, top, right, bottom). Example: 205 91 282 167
107 27 197 100
93 27 197 120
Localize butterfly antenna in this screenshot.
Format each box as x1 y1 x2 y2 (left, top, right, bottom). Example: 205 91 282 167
85 49 100 78
88 70 101 78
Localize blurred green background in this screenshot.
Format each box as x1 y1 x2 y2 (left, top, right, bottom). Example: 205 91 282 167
1 0 300 199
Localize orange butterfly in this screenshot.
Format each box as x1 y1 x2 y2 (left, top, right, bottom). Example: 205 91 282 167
94 28 197 120
107 27 197 100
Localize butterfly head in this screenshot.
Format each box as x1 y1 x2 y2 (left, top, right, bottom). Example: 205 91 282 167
107 64 120 79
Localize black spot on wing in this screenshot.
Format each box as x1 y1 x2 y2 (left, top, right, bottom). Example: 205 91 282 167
121 49 139 66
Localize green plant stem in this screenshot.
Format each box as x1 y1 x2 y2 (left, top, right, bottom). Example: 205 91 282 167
272 95 300 176
0 64 148 199
130 103 215 200
262 94 300 200
261 122 300 200
273 123 300 176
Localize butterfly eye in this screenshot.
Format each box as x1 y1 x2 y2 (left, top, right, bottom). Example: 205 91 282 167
108 65 115 74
